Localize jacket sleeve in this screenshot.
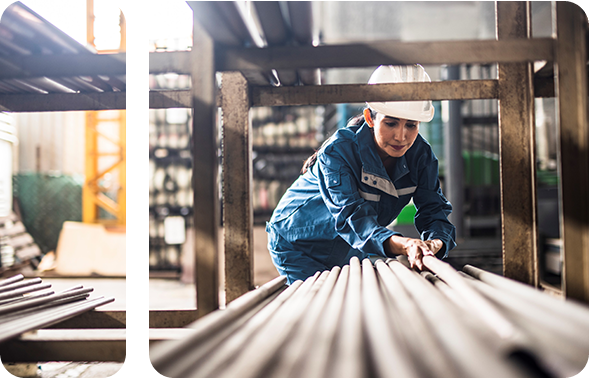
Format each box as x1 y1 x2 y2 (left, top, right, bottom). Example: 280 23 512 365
317 143 399 257
413 154 457 258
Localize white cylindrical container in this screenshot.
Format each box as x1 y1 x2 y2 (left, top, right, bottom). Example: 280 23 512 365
0 113 17 218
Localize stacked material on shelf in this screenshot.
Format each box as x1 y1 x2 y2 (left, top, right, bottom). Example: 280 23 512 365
151 256 589 378
0 274 114 343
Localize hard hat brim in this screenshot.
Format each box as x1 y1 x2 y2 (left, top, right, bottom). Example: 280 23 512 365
367 101 435 123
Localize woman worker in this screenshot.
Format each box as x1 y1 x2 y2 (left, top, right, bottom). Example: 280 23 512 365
266 64 456 284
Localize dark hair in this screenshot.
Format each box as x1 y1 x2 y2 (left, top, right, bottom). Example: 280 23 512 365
300 108 375 174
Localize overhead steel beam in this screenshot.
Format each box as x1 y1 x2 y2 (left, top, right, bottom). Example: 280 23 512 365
554 2 589 303
0 91 126 112
221 72 255 303
149 39 555 76
217 38 555 72
189 14 220 318
496 1 538 286
0 53 126 79
252 80 498 107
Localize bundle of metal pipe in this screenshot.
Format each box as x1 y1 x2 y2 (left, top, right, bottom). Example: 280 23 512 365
0 274 114 343
151 257 589 378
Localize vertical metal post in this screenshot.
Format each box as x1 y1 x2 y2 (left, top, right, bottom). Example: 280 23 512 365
443 65 464 239
222 72 254 303
191 15 219 317
496 1 538 286
554 2 589 303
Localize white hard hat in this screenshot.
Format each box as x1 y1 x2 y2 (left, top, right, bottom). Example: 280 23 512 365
366 64 435 122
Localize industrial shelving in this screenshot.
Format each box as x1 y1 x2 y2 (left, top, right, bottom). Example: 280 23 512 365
1 0 585 364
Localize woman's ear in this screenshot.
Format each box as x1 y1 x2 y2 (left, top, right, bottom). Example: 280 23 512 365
363 108 374 127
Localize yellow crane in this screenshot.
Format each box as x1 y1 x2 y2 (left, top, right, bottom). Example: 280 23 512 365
83 0 126 226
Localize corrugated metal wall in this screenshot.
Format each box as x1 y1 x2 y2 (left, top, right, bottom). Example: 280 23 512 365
12 112 86 175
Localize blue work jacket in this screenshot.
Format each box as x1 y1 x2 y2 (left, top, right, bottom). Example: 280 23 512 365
266 122 456 283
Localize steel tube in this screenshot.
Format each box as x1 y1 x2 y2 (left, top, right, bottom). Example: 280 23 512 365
463 264 589 329
377 261 463 378
462 275 589 376
330 256 364 378
0 274 23 287
268 267 340 378
361 258 419 378
296 265 349 378
423 255 518 340
214 271 328 378
0 278 42 294
0 287 93 315
0 283 52 302
387 260 527 378
150 275 286 373
184 275 314 378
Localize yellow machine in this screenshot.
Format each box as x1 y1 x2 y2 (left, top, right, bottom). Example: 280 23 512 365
82 0 126 225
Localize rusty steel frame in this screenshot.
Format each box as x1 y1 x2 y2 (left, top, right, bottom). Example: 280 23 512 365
496 2 538 286
221 72 256 302
553 2 589 302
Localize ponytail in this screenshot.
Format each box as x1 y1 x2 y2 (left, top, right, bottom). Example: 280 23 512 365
300 108 374 174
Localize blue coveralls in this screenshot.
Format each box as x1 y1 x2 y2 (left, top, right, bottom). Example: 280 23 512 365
266 122 456 284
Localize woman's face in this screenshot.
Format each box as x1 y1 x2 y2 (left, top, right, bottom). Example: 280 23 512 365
369 112 420 159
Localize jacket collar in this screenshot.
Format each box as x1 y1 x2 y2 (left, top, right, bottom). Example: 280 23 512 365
356 122 410 183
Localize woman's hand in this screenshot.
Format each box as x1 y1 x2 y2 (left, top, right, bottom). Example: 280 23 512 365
384 236 442 270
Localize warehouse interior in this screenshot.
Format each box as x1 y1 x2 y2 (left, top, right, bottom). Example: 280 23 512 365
1 1 589 378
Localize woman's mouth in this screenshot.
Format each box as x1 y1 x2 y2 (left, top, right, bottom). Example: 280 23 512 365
391 145 405 151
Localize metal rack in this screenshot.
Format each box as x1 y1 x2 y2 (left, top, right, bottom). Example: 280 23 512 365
148 1 589 319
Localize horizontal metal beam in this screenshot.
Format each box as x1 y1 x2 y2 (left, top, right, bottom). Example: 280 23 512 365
0 54 126 80
44 310 199 329
217 38 555 72
1 40 550 91
151 76 557 109
0 328 194 362
0 91 126 112
252 80 499 106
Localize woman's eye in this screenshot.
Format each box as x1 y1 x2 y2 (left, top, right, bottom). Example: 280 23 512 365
406 123 417 129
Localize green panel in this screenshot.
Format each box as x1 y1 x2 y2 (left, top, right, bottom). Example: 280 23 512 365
13 173 83 254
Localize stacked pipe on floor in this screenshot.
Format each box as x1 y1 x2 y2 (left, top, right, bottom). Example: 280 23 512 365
0 274 114 343
151 257 589 378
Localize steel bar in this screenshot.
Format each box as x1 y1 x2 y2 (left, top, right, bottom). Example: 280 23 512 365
0 274 23 287
214 271 328 378
330 257 364 378
0 290 54 307
190 15 220 318
361 258 419 378
422 255 517 340
378 262 463 378
267 267 340 378
185 276 314 378
387 260 527 378
0 287 93 316
462 273 589 376
463 264 589 329
0 277 42 293
554 1 589 303
222 72 255 302
0 91 126 112
0 293 91 323
0 296 115 343
151 275 286 371
496 1 538 286
252 80 499 107
0 283 52 302
216 38 555 72
295 265 349 378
